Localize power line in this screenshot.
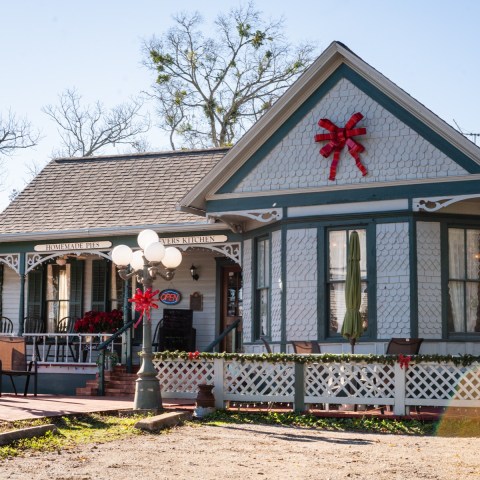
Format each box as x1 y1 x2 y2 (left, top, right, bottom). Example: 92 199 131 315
453 119 480 145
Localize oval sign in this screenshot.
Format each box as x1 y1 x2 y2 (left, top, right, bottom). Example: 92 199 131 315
159 289 182 305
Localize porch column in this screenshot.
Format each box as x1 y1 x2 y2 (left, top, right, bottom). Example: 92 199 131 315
122 277 132 372
18 252 26 336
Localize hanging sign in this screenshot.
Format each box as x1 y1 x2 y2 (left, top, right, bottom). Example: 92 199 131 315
161 235 227 246
34 241 112 252
159 289 182 305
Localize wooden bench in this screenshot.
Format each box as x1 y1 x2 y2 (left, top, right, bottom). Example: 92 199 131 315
0 336 38 396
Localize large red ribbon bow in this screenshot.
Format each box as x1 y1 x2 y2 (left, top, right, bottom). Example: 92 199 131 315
129 287 160 328
314 112 367 181
398 354 412 370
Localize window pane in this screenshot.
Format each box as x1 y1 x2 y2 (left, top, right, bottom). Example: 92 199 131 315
448 280 464 332
329 282 346 335
449 229 465 279
466 229 480 280
360 281 368 331
259 288 268 336
329 231 347 281
466 282 480 333
257 240 265 287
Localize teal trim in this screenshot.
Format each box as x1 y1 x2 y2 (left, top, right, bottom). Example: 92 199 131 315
409 219 418 338
268 232 272 340
216 63 480 195
317 226 326 341
208 178 480 213
366 224 377 340
440 223 449 339
18 253 26 336
280 217 287 352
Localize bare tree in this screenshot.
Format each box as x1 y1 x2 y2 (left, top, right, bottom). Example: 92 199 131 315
43 89 150 157
145 2 316 149
0 110 40 156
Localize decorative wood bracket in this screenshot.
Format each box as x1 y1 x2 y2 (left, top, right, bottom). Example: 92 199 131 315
0 254 20 274
208 208 282 233
413 193 480 212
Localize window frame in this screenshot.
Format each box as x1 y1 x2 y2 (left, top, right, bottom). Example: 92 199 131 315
253 235 271 341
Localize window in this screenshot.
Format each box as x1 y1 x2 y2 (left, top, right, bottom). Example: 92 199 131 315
448 228 480 334
254 237 270 340
327 228 368 337
46 264 71 332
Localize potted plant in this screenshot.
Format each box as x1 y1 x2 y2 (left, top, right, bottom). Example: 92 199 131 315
74 309 123 334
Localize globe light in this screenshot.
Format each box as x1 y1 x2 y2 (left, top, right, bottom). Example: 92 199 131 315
137 229 159 250
130 250 145 271
144 241 166 263
162 247 182 269
111 245 133 266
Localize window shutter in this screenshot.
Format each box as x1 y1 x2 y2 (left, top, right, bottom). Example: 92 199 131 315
69 259 84 319
91 259 108 311
27 267 44 318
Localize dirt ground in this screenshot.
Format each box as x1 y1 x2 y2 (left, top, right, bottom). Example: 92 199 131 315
1 423 479 480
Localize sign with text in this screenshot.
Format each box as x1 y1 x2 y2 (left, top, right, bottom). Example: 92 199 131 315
159 289 182 305
34 241 112 252
161 235 228 246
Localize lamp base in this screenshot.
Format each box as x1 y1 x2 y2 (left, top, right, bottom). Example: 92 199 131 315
133 376 163 410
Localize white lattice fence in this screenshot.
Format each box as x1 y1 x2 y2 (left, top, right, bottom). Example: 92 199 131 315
304 362 396 406
406 362 480 407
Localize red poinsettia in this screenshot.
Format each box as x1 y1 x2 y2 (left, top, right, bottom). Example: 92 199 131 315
74 309 123 334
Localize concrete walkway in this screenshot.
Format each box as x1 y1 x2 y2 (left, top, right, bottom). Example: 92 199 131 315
0 394 194 421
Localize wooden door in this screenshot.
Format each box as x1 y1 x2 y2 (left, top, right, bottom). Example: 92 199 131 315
220 265 242 352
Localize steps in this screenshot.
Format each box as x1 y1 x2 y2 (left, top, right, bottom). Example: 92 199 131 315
76 365 139 397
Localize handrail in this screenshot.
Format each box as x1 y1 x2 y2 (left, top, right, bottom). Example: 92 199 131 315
95 319 135 351
95 319 135 396
204 318 241 352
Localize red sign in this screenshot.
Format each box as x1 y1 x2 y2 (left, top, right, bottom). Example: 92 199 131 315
159 289 182 305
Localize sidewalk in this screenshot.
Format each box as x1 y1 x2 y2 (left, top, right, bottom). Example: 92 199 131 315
0 394 193 421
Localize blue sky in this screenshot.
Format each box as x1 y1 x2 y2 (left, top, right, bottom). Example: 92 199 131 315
1 0 479 210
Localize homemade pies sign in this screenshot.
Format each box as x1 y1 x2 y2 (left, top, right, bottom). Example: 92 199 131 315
314 112 367 181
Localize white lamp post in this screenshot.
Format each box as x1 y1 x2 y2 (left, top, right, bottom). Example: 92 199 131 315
111 229 182 410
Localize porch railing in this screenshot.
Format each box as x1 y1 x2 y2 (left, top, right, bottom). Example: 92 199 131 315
24 333 115 364
152 355 480 416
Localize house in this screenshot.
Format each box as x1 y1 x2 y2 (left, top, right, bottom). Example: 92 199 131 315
1 41 479 393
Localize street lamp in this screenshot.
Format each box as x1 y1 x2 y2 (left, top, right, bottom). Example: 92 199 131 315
111 229 182 410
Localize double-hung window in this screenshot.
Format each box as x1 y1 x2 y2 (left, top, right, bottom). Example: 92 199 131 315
448 228 480 334
255 237 270 340
327 228 368 337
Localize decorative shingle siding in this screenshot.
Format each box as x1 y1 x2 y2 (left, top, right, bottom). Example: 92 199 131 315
233 78 467 193
286 228 317 340
0 148 228 234
417 222 442 338
376 223 410 338
270 230 282 342
242 239 253 343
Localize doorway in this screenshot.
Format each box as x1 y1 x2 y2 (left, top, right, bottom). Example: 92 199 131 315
220 265 242 352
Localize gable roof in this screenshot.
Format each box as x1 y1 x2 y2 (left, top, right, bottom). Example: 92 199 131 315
178 41 480 214
0 148 227 239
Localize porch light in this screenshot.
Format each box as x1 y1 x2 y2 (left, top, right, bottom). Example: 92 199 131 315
110 228 183 411
190 264 199 281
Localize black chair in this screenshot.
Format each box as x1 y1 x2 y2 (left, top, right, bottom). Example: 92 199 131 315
46 317 78 362
260 336 272 353
291 341 321 354
23 316 45 359
0 336 38 396
0 317 14 335
386 338 424 355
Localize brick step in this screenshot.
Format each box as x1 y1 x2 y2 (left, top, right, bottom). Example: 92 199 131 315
106 380 136 388
76 387 98 396
104 387 136 395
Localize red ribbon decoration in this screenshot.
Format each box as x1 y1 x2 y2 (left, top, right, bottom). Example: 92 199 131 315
398 354 412 370
129 287 160 328
188 351 200 360
314 112 367 181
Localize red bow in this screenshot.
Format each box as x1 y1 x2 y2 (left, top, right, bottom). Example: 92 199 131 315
188 351 200 360
314 112 367 181
129 287 160 328
398 354 412 370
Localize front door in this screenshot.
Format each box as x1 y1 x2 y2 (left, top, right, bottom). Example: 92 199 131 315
220 265 242 352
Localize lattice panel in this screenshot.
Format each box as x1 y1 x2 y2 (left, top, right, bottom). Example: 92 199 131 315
406 363 480 400
154 359 215 393
224 360 295 397
305 363 395 400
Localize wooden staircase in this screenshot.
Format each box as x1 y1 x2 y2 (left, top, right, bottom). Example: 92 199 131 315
76 365 138 397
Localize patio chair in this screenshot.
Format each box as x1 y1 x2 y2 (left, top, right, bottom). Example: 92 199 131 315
0 336 38 396
23 315 45 359
0 317 14 335
260 336 272 353
386 338 423 355
45 317 79 362
291 341 321 354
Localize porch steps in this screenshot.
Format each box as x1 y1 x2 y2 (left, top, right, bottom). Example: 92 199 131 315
75 365 139 397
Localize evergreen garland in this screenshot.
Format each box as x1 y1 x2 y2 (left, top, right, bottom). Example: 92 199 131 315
152 351 480 367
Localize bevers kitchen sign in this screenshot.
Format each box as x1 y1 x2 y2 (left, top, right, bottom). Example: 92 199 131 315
161 235 228 245
34 241 112 252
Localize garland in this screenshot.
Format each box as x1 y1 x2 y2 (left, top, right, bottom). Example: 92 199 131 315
152 351 480 367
